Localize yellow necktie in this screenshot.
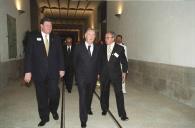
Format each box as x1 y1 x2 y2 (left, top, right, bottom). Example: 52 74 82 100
45 35 49 56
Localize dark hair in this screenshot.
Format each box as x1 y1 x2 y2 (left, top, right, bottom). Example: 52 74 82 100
66 37 72 41
40 17 52 24
116 34 122 39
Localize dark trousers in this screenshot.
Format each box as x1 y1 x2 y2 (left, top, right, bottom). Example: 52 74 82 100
34 78 60 121
100 78 126 117
64 67 74 91
77 80 96 123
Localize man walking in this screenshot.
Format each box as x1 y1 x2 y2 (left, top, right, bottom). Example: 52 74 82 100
24 17 65 127
74 28 101 128
100 32 128 121
63 37 74 93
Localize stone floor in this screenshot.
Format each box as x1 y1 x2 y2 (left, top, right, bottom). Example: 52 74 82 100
0 80 195 128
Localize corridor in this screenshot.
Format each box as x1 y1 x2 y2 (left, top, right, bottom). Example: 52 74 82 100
1 0 195 128
0 79 195 128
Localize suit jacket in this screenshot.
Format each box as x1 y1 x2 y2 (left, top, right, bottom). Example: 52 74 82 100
100 43 128 81
73 42 101 83
24 31 64 81
63 44 74 71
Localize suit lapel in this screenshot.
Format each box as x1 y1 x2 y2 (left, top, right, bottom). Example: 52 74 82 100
109 43 117 62
81 43 90 58
65 45 68 54
82 42 94 58
105 45 109 62
38 32 47 56
91 44 97 57
48 34 53 56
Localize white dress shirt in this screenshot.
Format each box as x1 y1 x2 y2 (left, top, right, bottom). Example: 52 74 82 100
85 42 94 55
41 31 50 44
107 42 115 60
67 45 72 51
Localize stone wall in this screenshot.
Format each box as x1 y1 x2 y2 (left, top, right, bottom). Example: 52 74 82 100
0 59 23 88
128 59 195 108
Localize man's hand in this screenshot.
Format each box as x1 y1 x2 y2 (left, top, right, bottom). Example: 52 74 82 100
122 73 126 83
24 72 32 83
59 71 65 78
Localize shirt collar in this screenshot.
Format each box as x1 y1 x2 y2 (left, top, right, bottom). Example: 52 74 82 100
67 45 71 49
107 42 115 48
85 41 94 48
41 31 49 39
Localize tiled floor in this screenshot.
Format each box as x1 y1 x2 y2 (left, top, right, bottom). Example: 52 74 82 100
0 80 195 128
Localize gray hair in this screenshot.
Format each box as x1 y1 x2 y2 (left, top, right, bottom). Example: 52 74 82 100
85 28 96 34
106 31 116 38
85 28 96 39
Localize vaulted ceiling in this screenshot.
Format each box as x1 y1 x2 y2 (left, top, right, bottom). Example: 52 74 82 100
37 0 100 19
35 0 102 42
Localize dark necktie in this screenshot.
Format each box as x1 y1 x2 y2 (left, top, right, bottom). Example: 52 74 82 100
88 45 91 56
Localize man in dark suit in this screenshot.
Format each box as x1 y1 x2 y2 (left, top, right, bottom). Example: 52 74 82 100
24 17 65 127
63 37 74 93
74 28 101 128
100 31 129 121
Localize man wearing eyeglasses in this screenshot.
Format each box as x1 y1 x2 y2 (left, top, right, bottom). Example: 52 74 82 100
100 31 129 121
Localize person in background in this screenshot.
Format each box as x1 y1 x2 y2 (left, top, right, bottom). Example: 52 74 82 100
115 34 128 94
63 37 75 93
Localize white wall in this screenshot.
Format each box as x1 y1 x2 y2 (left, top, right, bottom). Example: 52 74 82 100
0 0 30 62
107 1 195 67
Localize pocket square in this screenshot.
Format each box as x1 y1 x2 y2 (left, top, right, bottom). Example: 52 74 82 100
37 37 42 41
114 52 119 58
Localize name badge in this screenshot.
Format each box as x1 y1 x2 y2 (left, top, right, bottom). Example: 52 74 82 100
114 52 119 58
37 37 42 41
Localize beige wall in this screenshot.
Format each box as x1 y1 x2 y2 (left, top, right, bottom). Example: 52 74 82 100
0 0 31 62
107 1 195 67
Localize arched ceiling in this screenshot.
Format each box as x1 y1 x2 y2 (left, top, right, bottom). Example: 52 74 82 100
37 0 100 19
35 0 102 42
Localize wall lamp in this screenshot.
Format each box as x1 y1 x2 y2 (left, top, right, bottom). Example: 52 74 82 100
115 13 121 18
18 9 25 15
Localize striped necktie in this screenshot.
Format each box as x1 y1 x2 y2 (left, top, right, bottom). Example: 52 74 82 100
107 45 112 61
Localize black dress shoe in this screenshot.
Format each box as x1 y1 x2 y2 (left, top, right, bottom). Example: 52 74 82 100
88 110 93 115
38 119 49 127
81 122 86 128
102 111 107 116
121 116 129 121
52 113 59 120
